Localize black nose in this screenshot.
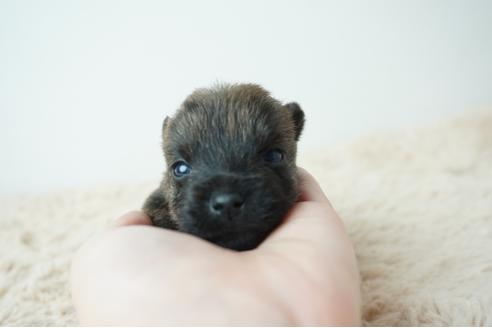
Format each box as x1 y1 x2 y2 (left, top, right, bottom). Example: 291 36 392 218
210 192 244 218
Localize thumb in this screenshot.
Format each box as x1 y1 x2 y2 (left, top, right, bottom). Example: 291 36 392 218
258 168 361 325
260 168 354 270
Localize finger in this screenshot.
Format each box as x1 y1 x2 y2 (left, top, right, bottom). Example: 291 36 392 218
110 211 153 228
296 167 330 204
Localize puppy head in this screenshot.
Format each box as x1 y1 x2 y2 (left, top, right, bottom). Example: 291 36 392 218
162 84 304 250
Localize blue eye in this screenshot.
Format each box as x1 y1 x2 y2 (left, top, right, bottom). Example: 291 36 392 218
172 161 192 177
263 149 283 163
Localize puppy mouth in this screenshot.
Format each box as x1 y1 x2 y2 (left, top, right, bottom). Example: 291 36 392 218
201 226 273 251
182 216 272 238
180 211 287 251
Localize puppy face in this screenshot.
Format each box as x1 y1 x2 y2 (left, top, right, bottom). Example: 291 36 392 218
162 84 304 250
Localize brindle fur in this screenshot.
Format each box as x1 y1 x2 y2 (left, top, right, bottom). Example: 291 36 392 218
143 83 304 250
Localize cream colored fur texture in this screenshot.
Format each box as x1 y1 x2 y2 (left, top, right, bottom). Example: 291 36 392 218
1 113 491 326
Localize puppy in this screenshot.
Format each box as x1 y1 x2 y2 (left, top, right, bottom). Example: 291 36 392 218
143 83 305 251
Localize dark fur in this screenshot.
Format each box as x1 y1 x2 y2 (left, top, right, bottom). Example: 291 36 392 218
143 83 304 251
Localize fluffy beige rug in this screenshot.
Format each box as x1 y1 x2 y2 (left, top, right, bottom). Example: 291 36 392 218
1 112 491 326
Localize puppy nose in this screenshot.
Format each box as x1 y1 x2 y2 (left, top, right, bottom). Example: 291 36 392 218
210 192 244 217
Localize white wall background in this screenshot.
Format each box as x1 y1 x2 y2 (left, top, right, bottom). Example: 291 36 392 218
1 0 491 195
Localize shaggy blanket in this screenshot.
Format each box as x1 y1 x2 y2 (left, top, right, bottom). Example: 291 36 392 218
1 112 491 326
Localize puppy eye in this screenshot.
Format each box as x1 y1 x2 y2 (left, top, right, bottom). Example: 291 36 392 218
172 161 192 177
263 149 283 163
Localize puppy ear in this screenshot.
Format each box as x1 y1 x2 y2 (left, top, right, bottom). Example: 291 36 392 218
162 116 171 135
162 116 173 145
284 102 305 141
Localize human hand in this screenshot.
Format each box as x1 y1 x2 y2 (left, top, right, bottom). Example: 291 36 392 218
70 168 361 325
